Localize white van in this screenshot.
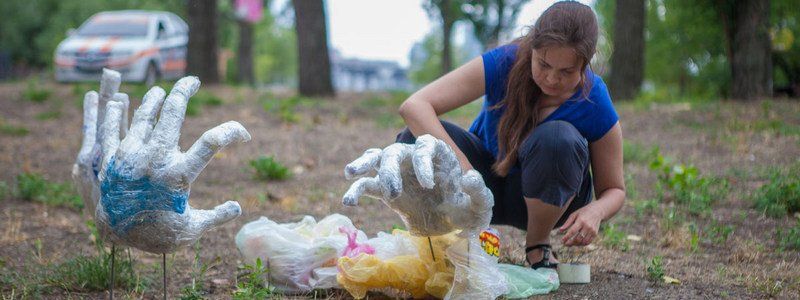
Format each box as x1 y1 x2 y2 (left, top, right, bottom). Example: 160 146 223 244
54 10 188 86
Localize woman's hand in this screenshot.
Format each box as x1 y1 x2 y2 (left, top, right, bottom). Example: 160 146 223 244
558 202 605 246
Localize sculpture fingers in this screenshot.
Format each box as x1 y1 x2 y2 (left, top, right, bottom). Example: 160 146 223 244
377 143 411 199
182 121 251 183
460 170 494 220
77 91 99 163
411 135 438 189
124 86 166 147
192 200 242 228
113 93 130 139
342 176 383 206
344 148 382 180
98 101 125 180
96 69 121 139
148 76 200 158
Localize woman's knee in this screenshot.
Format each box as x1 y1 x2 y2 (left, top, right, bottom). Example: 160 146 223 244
519 120 588 163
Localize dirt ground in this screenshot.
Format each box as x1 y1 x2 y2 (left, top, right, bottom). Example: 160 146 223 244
1 79 799 299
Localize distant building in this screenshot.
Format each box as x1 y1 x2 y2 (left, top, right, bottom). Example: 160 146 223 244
331 51 411 92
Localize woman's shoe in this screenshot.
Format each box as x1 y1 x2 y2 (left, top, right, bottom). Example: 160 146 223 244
526 244 558 270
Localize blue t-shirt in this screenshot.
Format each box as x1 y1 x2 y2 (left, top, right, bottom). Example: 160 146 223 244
468 44 619 158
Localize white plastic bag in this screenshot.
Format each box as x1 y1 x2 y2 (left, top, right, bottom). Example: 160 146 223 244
235 214 366 292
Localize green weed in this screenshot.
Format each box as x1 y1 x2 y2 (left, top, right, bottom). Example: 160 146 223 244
180 243 221 300
646 255 665 282
688 223 700 252
706 220 735 244
623 141 656 165
0 119 29 136
186 91 224 117
649 148 728 216
233 258 274 299
250 156 291 181
44 250 141 293
35 110 61 120
0 180 8 200
777 219 800 251
660 206 684 232
633 199 659 217
262 95 319 124
600 223 630 251
15 172 83 210
752 167 800 218
23 79 51 103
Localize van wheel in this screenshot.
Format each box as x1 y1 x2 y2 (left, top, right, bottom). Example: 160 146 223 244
144 63 158 87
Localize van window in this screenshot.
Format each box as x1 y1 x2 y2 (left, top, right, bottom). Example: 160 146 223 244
78 15 150 37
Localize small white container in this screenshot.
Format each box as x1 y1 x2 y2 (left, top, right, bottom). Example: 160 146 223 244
557 263 591 284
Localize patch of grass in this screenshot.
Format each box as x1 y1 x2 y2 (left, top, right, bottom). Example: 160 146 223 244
443 100 482 120
660 206 684 232
23 79 51 103
0 180 8 200
0 119 29 136
180 243 220 300
600 223 630 251
623 141 656 165
650 148 729 216
688 223 700 252
358 92 408 111
186 91 225 117
44 250 141 293
250 156 291 181
633 199 659 217
35 110 61 120
706 220 735 244
15 172 83 210
262 95 319 124
646 255 665 282
777 219 800 251
375 112 405 129
233 258 274 299
752 167 800 218
71 83 92 97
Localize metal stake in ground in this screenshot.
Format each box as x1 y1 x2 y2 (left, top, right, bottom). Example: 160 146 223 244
162 253 167 300
109 244 115 300
428 237 436 261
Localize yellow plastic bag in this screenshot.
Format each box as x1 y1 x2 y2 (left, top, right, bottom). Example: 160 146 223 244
336 230 458 299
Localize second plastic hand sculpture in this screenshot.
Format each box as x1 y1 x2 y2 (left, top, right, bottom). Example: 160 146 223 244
342 135 494 237
73 69 251 254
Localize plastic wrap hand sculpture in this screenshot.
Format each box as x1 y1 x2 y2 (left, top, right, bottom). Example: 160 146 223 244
73 69 251 254
342 134 494 237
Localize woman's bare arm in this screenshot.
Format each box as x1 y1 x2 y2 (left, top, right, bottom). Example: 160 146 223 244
398 56 486 171
588 122 626 221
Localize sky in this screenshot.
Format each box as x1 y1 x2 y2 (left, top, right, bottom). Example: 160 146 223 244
323 0 596 67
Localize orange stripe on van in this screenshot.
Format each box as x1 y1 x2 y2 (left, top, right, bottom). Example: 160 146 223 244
162 59 186 72
99 37 121 53
78 37 97 53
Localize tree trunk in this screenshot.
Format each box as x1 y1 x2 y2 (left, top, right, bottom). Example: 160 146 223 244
237 20 255 86
440 0 453 76
609 0 645 101
292 0 334 97
187 0 220 84
729 0 772 100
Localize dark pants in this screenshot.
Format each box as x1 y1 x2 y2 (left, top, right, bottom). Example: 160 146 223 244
396 120 592 230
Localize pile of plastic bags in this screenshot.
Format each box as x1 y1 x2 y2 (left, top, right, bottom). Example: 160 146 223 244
236 214 559 299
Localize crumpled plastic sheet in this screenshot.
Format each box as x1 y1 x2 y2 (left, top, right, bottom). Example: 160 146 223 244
336 229 508 300
343 135 494 238
235 214 367 292
73 68 250 254
498 263 560 298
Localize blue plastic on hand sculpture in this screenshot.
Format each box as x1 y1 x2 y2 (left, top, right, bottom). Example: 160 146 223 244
73 69 250 253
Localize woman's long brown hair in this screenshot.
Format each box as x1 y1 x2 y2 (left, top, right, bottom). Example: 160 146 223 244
492 1 598 176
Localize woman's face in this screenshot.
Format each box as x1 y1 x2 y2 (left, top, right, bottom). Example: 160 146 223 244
531 46 583 99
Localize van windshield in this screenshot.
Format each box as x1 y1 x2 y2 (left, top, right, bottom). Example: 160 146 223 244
77 15 150 37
